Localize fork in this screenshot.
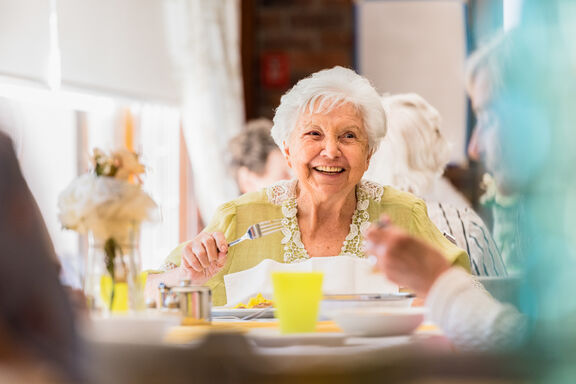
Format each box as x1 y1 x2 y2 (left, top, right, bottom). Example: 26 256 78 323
240 308 274 321
228 219 283 247
212 309 272 321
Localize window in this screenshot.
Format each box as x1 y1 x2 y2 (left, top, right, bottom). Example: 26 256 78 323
0 81 188 287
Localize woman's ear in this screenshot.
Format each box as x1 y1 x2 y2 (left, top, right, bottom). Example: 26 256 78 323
282 142 292 168
366 147 374 168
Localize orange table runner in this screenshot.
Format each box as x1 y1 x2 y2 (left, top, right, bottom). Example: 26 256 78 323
164 320 439 345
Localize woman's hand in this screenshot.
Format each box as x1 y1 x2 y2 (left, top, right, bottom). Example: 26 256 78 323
364 216 450 298
180 231 228 285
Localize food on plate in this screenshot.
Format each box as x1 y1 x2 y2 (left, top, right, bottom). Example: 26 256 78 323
234 293 274 309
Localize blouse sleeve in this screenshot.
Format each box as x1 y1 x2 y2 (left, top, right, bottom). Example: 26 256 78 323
410 199 471 271
161 201 238 269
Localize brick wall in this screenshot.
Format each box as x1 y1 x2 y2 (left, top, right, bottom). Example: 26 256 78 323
248 0 354 119
242 0 490 210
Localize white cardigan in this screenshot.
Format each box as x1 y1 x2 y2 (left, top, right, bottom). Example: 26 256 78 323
426 268 526 351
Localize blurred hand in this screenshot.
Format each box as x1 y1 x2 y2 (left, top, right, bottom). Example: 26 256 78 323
364 215 450 298
180 231 228 285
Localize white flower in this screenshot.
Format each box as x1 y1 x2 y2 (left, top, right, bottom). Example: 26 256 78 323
58 150 159 243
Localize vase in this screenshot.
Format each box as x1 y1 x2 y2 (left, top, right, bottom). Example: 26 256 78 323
84 225 145 313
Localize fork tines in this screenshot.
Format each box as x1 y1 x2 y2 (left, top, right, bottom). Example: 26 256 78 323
229 218 284 247
255 219 283 236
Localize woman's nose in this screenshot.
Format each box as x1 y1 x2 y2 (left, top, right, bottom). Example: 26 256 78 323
467 127 481 161
322 136 341 158
467 126 486 161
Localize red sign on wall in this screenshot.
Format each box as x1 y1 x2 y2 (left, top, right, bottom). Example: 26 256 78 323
261 52 290 89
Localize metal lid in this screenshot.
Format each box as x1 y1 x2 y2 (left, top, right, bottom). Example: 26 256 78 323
157 282 169 292
171 285 211 294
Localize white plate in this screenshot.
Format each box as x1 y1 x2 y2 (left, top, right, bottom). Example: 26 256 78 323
211 306 275 319
320 293 414 319
247 328 347 347
332 307 426 337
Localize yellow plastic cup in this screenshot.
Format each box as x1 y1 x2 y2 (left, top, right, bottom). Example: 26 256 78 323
272 272 324 334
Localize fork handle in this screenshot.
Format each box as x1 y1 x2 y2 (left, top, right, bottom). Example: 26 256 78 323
228 236 248 247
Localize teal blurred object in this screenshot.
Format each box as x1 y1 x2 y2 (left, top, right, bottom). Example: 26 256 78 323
488 0 576 382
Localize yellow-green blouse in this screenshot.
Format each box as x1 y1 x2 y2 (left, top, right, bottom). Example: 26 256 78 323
164 179 470 306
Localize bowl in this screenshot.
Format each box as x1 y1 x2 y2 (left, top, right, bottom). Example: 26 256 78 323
331 307 426 337
82 313 180 344
320 293 414 320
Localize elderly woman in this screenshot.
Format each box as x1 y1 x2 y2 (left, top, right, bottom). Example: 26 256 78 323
148 66 469 306
365 93 470 208
365 93 507 276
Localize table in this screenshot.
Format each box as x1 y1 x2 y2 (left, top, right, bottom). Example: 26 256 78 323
83 317 472 384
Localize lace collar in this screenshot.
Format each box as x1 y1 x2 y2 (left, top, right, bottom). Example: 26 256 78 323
266 179 384 263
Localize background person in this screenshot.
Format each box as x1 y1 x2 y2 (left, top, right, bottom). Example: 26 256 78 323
227 118 292 194
364 33 530 353
364 7 576 353
464 35 524 274
365 93 507 276
0 131 83 382
364 216 525 352
147 66 469 306
365 93 469 209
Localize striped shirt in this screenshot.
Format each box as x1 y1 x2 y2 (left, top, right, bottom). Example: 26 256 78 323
426 201 508 277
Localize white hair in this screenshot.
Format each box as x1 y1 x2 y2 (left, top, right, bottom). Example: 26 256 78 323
366 93 451 196
271 66 386 153
464 32 511 99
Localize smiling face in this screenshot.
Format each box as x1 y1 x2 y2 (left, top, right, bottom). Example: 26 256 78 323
283 102 372 200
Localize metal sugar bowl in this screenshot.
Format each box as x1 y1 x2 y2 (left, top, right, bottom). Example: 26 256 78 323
170 279 212 325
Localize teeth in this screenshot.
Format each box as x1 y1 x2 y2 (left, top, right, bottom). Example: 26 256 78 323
315 166 343 173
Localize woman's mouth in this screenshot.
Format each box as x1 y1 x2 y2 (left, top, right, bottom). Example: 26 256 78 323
313 166 345 175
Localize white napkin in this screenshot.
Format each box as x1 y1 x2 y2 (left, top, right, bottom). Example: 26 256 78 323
224 256 398 306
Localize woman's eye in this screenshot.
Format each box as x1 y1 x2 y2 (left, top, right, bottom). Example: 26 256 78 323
306 131 321 137
343 132 356 139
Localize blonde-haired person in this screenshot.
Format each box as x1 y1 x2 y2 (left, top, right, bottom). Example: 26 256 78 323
147 66 469 306
365 93 468 207
365 93 507 277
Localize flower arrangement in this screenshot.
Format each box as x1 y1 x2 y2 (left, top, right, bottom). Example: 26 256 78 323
58 148 158 309
59 148 158 239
